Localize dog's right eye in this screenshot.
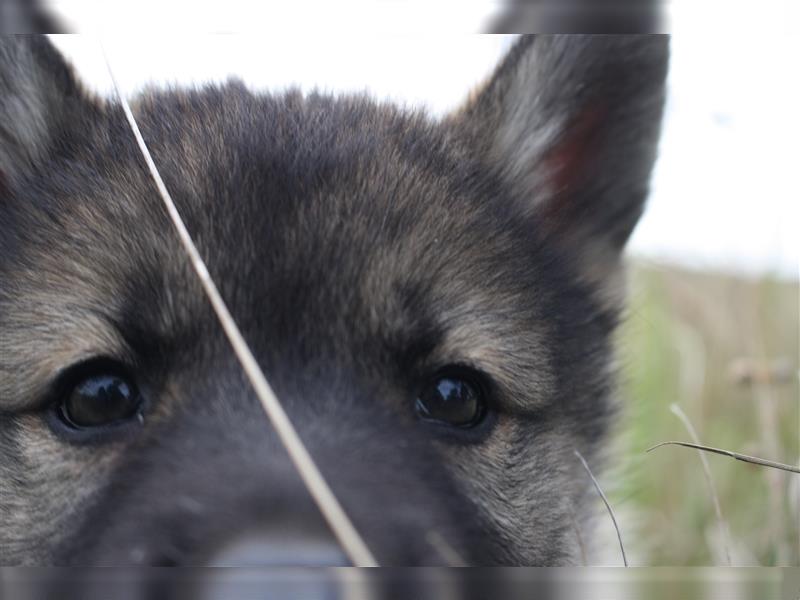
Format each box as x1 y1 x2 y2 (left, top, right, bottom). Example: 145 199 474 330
56 363 143 430
415 367 489 429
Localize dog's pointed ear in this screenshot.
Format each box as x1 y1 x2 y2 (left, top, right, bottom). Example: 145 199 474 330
452 35 669 268
1 0 67 33
0 35 97 191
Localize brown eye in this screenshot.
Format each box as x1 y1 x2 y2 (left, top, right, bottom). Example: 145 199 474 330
59 370 142 429
415 369 487 428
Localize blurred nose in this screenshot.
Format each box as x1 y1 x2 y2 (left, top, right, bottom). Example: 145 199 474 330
198 534 350 600
206 530 350 567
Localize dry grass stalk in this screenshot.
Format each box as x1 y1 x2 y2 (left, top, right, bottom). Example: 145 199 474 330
670 403 732 565
574 449 628 567
646 441 800 474
104 47 378 567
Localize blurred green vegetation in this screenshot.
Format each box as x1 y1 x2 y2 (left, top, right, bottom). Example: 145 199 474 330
609 261 799 566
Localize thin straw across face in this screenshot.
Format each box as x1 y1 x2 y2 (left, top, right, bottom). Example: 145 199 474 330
101 43 378 568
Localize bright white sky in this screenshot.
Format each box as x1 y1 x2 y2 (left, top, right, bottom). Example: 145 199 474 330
49 29 799 280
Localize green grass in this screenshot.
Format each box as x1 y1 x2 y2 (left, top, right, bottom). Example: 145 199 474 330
609 261 799 566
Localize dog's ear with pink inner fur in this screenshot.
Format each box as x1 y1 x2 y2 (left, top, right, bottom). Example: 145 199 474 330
453 35 669 269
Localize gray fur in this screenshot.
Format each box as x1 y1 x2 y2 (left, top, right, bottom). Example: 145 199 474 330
0 35 668 566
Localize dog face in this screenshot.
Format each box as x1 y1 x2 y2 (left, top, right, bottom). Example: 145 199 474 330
0 35 668 566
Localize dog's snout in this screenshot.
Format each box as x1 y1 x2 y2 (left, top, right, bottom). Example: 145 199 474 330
196 534 350 600
206 531 350 567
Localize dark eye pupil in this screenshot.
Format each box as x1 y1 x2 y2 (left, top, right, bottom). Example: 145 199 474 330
61 375 141 428
416 376 484 428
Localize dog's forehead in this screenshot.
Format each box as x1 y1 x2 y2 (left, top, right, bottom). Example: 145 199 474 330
131 87 535 313
142 89 547 353
0 86 558 409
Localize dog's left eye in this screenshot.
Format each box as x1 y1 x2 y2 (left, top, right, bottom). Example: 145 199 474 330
415 369 487 428
57 367 143 429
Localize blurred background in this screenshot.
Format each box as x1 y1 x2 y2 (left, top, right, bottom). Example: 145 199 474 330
6 0 800 568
